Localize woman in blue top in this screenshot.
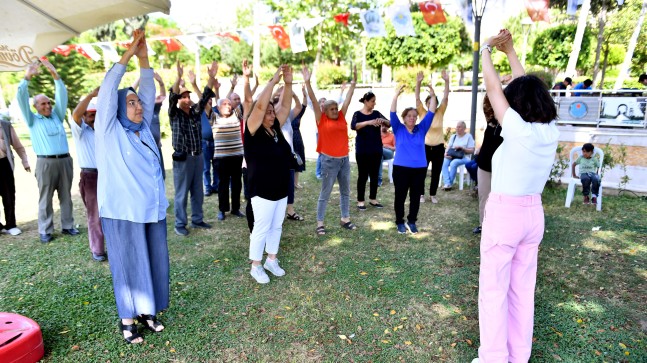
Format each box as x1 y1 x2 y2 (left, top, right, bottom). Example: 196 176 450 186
95 30 169 344
390 85 436 234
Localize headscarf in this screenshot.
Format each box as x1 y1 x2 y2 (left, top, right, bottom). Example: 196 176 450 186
116 87 145 132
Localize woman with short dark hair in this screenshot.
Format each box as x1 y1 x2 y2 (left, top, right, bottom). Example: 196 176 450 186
472 30 559 363
351 91 389 210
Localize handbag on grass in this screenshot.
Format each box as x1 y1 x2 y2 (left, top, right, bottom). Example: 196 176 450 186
447 135 465 159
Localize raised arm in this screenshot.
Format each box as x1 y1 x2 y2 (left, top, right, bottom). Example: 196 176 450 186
188 69 203 99
340 65 357 116
72 87 100 126
132 77 140 90
415 71 424 112
242 59 254 121
302 65 322 123
133 29 154 126
41 58 67 122
247 65 283 135
172 61 183 95
17 62 40 126
482 30 512 124
251 75 259 95
154 72 166 103
390 85 405 132
440 70 450 107
291 92 303 116
227 74 237 99
338 81 348 104
276 66 293 126
496 30 524 80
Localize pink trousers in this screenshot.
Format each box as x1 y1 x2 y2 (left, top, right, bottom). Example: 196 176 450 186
478 193 545 363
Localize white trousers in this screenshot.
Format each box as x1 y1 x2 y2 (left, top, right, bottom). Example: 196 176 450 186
249 196 288 261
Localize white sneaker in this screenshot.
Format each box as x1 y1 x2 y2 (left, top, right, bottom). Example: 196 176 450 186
7 227 22 236
263 258 286 277
431 196 438 204
250 265 270 284
419 195 425 203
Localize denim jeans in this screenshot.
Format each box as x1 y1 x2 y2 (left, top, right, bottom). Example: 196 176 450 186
317 154 351 222
201 140 218 193
442 156 470 186
315 133 322 179
580 172 600 196
378 148 394 185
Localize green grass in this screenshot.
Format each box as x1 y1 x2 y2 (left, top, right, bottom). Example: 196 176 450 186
1 163 645 362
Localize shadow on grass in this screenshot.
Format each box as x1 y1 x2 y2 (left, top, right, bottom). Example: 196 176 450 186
0 162 645 362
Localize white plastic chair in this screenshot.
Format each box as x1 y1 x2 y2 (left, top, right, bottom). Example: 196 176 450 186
565 146 603 211
436 157 471 190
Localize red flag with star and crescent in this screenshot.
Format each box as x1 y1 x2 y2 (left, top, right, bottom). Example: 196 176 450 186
268 25 291 50
52 45 74 56
419 1 447 25
160 38 182 52
334 13 350 26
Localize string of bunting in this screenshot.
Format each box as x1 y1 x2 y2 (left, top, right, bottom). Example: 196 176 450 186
51 1 552 62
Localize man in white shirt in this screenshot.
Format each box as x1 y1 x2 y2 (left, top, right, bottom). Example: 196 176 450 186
71 89 106 261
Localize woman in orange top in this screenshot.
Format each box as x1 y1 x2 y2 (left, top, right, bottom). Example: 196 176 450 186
303 65 357 236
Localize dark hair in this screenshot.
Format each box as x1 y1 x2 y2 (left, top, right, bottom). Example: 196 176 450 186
482 94 497 125
583 79 593 87
639 74 647 83
359 91 375 103
565 77 573 85
400 107 416 119
503 75 557 124
424 95 439 110
582 143 594 152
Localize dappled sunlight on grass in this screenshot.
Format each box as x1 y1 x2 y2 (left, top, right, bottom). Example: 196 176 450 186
635 267 647 280
582 238 612 252
369 220 392 231
559 300 606 315
325 236 344 247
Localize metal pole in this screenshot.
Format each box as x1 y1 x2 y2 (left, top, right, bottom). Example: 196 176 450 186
469 15 482 139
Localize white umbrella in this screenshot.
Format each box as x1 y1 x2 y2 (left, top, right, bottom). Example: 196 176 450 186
0 0 171 72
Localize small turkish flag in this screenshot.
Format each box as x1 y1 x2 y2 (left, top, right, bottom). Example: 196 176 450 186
216 32 240 43
525 0 551 23
334 13 350 26
161 38 182 52
52 45 73 56
268 25 291 50
419 1 446 25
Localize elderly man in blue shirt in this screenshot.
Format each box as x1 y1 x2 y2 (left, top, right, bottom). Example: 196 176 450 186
17 59 79 243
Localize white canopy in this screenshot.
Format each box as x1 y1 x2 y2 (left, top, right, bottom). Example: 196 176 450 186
0 0 171 72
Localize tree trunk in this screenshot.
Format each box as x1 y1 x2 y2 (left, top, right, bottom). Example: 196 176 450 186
613 0 647 89
592 4 608 84
599 45 610 89
565 0 591 76
459 70 465 86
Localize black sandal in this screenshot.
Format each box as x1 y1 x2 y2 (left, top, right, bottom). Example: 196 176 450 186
287 213 304 221
137 314 164 332
340 221 357 230
316 226 326 235
119 321 143 344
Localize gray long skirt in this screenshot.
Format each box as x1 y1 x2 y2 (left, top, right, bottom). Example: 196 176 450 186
101 217 169 319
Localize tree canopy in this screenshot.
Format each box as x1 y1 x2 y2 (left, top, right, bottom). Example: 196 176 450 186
365 13 470 69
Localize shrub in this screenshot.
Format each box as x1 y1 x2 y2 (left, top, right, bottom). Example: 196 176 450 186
393 67 427 92
316 63 347 88
527 70 554 89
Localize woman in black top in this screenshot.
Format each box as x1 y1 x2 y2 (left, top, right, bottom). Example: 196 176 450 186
244 65 293 284
351 91 390 210
473 95 503 234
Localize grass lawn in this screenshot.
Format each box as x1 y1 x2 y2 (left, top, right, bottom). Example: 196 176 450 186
1 162 645 362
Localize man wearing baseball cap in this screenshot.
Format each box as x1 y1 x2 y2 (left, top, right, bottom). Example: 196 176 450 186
72 88 106 261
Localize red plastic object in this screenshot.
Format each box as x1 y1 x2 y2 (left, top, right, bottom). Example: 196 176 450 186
0 313 44 363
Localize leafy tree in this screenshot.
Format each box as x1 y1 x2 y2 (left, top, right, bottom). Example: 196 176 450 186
528 24 594 72
28 40 91 112
265 0 375 65
221 41 253 74
147 18 194 69
365 13 470 70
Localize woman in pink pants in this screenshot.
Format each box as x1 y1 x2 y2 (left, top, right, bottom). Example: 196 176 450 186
472 30 559 363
